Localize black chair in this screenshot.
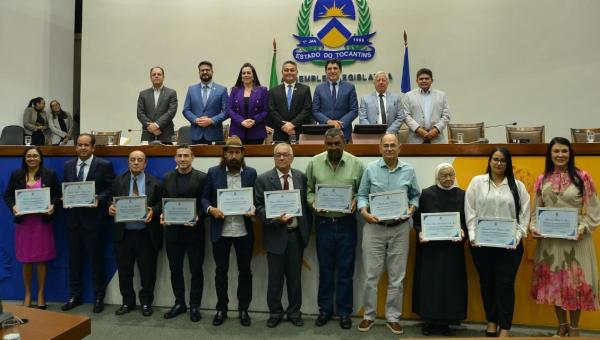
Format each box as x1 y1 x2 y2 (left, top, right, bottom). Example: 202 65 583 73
177 126 191 145
0 125 24 145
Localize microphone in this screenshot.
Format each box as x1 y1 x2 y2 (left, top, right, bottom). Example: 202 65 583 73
486 122 517 129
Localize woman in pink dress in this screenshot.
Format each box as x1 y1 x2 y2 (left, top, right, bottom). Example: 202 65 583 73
3 146 60 309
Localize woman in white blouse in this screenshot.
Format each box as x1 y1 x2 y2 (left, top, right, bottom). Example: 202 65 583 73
465 147 530 338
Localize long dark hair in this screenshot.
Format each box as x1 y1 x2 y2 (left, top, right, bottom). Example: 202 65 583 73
234 62 261 88
49 100 68 119
28 97 44 110
544 137 584 196
486 146 522 223
21 146 44 181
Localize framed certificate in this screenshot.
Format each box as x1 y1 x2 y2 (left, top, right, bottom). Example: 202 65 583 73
113 196 147 222
264 190 302 218
217 188 254 216
536 207 578 240
62 181 96 208
163 198 197 224
368 190 408 220
315 184 352 213
421 212 462 241
15 187 51 214
475 217 517 249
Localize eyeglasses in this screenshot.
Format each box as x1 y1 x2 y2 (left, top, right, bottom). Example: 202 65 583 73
274 152 292 158
491 158 507 164
25 154 40 159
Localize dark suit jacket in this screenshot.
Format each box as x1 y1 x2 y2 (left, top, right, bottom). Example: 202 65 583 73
110 171 163 250
201 165 257 243
3 167 61 224
312 80 358 140
227 86 269 140
254 168 312 254
162 168 206 243
268 83 313 142
137 86 178 142
63 156 115 230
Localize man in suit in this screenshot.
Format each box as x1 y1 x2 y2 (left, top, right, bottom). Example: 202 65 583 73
312 59 358 141
183 61 229 144
137 66 178 143
61 133 115 313
201 136 257 327
358 71 406 134
254 143 312 328
108 150 162 317
403 68 451 144
268 61 312 143
160 146 206 322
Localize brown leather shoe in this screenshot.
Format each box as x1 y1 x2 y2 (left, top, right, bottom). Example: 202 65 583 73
386 321 404 335
358 319 374 332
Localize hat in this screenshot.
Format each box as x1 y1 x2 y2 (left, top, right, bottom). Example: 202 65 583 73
223 136 245 150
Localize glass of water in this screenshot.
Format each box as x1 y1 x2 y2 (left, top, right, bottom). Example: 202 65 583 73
107 136 114 146
289 133 297 144
587 131 595 143
456 133 464 144
2 319 21 340
24 136 31 146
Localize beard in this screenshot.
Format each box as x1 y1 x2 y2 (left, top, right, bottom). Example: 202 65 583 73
200 74 212 82
226 158 242 171
327 149 342 161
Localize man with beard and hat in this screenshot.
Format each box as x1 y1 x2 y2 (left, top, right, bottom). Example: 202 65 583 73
305 128 364 330
183 61 229 144
201 136 257 327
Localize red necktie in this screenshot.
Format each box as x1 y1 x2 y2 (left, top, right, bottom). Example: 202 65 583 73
282 174 289 190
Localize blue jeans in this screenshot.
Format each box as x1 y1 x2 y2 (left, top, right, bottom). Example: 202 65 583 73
315 215 357 317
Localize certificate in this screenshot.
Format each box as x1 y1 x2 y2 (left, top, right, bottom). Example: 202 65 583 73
15 187 50 214
264 190 302 218
217 188 254 216
369 191 408 220
163 198 197 224
536 207 578 240
62 181 96 208
421 212 462 241
113 196 147 222
475 217 517 249
315 184 352 213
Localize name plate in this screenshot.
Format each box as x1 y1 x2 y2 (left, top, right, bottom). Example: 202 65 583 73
217 188 254 216
421 212 462 241
62 181 96 208
265 190 303 218
536 207 578 240
114 196 147 222
369 190 408 220
15 187 51 214
315 184 352 213
163 198 197 224
475 217 517 249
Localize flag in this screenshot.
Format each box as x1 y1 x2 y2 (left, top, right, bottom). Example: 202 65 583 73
269 39 279 89
400 31 411 93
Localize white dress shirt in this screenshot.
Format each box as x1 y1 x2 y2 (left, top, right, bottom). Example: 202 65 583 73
221 168 247 237
153 86 163 107
76 155 94 181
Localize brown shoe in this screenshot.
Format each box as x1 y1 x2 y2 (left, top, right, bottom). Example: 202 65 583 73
357 319 374 332
387 321 404 335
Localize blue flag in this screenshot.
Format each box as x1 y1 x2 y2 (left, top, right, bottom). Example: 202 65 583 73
401 46 411 93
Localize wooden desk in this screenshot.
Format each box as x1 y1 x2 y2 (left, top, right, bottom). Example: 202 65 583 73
1 305 90 340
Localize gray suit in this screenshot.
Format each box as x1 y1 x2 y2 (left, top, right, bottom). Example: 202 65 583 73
136 86 178 142
403 88 450 144
254 168 312 318
358 91 406 133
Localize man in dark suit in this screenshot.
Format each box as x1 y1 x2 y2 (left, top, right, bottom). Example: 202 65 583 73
61 133 115 313
137 66 178 143
254 143 312 328
312 59 358 141
268 61 312 143
201 136 257 327
108 150 162 317
160 146 206 322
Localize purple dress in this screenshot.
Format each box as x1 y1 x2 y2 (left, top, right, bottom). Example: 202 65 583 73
15 179 56 263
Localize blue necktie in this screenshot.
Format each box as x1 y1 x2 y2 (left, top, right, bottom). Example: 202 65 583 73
202 85 209 105
286 85 293 111
77 162 86 181
331 82 337 106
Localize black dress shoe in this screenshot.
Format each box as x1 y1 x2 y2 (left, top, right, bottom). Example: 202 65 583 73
93 299 104 313
422 322 434 336
163 304 187 319
189 306 201 322
287 315 304 327
266 316 282 328
212 310 227 326
61 297 82 311
115 304 135 315
339 316 352 329
438 324 451 336
315 313 331 327
239 310 251 327
142 305 153 316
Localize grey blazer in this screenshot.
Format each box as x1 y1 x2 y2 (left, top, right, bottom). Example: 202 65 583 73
403 88 451 144
136 86 178 142
23 107 50 142
48 111 74 144
358 91 406 133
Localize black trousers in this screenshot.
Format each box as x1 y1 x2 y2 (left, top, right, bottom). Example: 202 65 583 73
114 228 158 306
266 229 304 318
470 242 524 330
67 226 106 299
212 234 252 311
165 235 205 307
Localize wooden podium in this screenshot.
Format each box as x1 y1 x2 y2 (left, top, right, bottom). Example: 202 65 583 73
0 304 90 340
